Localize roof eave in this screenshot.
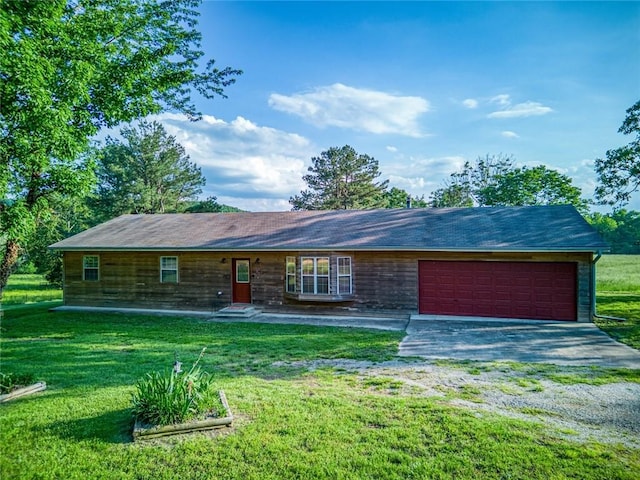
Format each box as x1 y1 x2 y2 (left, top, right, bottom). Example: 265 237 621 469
49 246 610 253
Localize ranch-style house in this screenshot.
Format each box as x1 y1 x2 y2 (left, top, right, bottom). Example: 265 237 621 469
50 205 608 322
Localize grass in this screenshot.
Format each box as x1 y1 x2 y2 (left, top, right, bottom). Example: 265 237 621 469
0 258 638 478
1 305 639 479
595 255 640 348
596 255 640 292
2 274 62 306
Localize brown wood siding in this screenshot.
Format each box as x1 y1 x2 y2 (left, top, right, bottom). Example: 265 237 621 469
351 252 418 312
63 251 233 311
62 250 594 321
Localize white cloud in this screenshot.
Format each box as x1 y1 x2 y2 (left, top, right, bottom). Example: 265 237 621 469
384 155 467 198
386 145 398 153
462 98 479 109
268 83 429 137
501 130 520 139
491 94 512 106
150 113 315 211
488 100 553 119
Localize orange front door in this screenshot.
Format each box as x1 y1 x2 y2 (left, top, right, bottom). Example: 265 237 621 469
232 259 251 303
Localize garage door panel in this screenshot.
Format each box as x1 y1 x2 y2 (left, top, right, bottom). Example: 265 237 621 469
513 277 532 287
419 261 577 321
457 275 475 286
535 293 553 303
513 292 533 302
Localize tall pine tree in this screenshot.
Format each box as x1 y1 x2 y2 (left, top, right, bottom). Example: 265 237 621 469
290 145 389 210
93 121 205 220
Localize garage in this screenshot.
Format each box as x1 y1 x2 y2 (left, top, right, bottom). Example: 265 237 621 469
419 260 577 321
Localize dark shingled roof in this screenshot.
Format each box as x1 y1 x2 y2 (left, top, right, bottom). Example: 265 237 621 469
50 205 609 252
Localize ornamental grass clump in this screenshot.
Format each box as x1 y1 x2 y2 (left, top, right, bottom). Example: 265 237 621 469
131 348 222 426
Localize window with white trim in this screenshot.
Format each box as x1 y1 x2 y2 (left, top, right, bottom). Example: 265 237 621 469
160 256 178 283
83 255 99 281
235 259 250 283
301 257 329 294
286 256 296 293
337 257 352 294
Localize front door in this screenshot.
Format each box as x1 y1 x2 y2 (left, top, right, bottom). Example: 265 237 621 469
232 259 251 303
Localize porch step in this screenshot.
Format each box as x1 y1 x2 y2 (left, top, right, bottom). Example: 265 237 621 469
214 305 260 319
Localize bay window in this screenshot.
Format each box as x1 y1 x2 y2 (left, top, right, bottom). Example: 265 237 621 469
301 257 329 294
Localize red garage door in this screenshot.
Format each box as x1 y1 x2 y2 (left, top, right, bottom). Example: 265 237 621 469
419 261 577 321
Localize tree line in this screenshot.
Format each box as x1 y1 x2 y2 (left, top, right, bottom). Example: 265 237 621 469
20 104 638 287
1 0 638 296
286 144 639 255
285 101 639 256
18 120 241 285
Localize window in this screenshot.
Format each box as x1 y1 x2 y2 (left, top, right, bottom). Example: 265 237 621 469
83 255 99 281
286 256 296 293
337 257 352 294
235 259 250 283
301 257 329 294
160 256 178 283
286 255 354 297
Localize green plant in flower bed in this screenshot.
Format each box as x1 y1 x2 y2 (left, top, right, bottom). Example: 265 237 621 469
0 372 36 394
131 348 224 426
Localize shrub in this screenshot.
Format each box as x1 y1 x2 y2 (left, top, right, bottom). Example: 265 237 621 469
131 348 222 426
0 372 37 394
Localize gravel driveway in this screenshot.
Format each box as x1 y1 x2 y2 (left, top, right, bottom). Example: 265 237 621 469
247 312 640 448
400 318 640 368
287 359 640 449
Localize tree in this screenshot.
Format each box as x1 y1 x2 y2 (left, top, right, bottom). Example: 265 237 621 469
183 196 244 213
429 183 474 208
479 165 589 213
93 121 205 220
26 193 96 286
595 100 640 207
0 0 240 296
290 145 389 210
587 210 640 254
383 187 428 208
429 154 515 207
429 155 588 213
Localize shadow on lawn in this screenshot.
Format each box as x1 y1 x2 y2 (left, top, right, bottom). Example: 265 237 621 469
43 408 134 444
3 309 393 391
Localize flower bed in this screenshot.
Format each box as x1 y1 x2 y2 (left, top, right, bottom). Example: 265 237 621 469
0 372 46 403
0 382 47 403
133 390 232 440
131 348 232 441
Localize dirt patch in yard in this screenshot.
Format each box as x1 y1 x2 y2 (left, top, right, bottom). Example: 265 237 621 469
275 359 640 449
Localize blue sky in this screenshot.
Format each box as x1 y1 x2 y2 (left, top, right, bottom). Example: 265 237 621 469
146 1 639 212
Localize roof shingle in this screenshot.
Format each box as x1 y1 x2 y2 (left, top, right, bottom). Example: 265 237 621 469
50 205 608 252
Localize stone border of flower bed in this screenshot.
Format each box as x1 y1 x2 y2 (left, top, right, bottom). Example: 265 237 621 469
133 390 233 441
0 382 47 403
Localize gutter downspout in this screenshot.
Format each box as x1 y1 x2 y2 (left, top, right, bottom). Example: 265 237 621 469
591 251 626 322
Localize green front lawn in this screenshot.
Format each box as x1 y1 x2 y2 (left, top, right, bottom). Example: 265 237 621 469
2 274 62 306
595 255 640 348
1 305 638 479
